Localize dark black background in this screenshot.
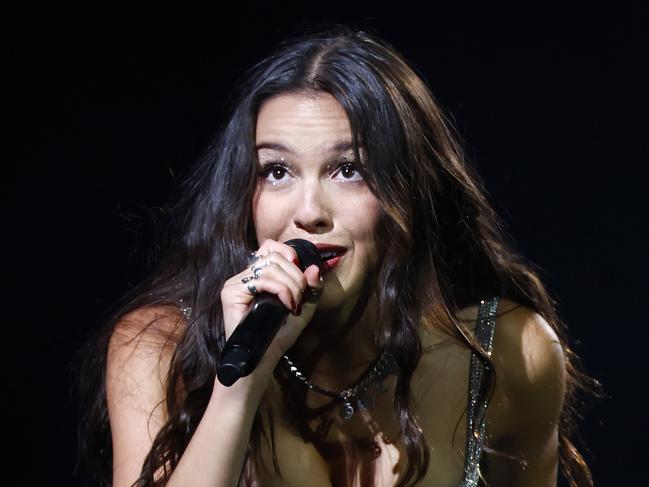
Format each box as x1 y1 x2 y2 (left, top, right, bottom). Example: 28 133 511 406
5 2 648 485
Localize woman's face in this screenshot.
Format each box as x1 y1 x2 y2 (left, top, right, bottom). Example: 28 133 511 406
253 92 382 309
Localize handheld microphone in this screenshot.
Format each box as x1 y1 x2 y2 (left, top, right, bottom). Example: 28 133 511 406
216 239 323 386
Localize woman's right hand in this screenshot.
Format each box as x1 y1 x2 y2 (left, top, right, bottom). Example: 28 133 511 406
219 239 324 370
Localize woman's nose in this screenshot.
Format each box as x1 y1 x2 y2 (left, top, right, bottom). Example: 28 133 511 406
291 182 333 234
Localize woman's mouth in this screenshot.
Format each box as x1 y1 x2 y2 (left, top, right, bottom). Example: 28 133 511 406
315 245 348 273
321 254 345 272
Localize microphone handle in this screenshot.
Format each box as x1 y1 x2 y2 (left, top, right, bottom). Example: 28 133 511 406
216 293 288 386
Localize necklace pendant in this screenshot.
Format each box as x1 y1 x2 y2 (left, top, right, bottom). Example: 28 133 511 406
340 401 355 420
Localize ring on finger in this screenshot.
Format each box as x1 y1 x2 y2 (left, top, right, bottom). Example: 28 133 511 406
246 282 258 295
250 258 271 272
247 252 261 266
241 274 256 284
241 265 264 283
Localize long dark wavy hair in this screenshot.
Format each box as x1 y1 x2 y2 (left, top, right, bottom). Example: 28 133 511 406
76 24 602 487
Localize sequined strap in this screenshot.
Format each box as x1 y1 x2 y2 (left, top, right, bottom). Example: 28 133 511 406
458 296 500 487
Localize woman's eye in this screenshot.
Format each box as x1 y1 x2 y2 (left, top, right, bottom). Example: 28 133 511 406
258 161 363 184
334 163 363 182
259 164 290 183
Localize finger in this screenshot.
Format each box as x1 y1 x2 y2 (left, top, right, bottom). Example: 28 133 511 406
244 254 307 305
241 275 300 313
304 264 323 289
281 266 322 334
261 265 324 358
256 239 300 267
224 263 304 318
252 251 307 290
300 264 324 306
254 262 306 312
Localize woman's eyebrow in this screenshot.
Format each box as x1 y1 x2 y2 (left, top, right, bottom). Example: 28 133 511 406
255 141 356 154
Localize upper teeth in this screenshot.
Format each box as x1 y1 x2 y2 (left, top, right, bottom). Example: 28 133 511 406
321 250 339 259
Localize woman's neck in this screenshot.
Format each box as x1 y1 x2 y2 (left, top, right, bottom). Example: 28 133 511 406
289 293 382 387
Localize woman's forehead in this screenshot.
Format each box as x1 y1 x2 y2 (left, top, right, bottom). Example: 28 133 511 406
256 93 348 130
254 93 371 164
255 140 354 156
255 95 352 152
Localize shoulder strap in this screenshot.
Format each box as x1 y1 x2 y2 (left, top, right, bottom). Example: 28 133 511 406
458 296 500 487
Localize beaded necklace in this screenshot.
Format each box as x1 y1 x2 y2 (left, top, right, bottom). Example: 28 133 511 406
280 349 394 421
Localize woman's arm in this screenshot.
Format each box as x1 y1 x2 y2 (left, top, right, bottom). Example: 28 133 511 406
482 301 567 487
165 360 275 487
106 306 276 487
106 306 181 486
107 243 323 487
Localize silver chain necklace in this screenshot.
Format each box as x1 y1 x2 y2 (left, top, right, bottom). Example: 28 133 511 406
280 350 394 420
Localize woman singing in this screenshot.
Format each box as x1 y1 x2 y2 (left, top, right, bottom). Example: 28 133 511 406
77 24 599 487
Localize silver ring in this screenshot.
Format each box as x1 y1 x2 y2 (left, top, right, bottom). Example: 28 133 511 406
248 252 260 266
250 258 271 272
246 282 258 295
252 266 263 279
241 274 255 283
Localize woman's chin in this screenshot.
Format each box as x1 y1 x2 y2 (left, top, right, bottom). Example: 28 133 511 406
312 289 342 310
311 278 366 314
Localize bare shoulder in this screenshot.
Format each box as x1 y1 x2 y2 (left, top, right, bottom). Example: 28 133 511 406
487 298 567 443
417 298 566 484
107 304 187 407
106 305 187 486
108 304 186 361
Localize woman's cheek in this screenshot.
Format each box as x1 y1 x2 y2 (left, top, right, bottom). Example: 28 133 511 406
252 190 284 241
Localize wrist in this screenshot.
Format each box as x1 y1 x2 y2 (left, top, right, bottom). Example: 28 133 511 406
211 357 276 404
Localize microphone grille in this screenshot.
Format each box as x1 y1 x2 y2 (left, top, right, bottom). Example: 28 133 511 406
284 239 323 272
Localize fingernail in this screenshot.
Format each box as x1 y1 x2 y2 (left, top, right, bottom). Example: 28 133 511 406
292 257 300 266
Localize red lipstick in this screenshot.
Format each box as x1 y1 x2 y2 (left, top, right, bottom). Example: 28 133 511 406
313 244 348 273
